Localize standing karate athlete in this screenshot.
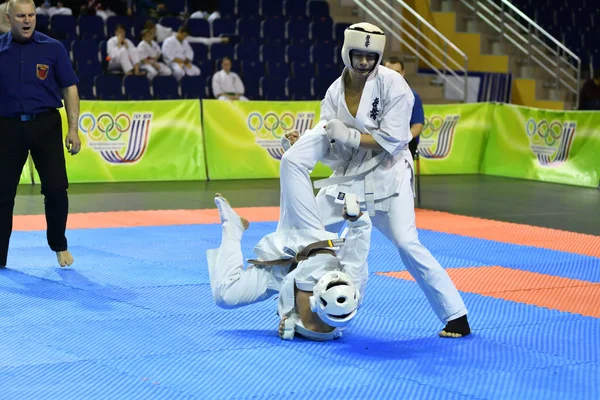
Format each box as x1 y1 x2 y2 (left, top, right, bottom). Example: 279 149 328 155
0 0 81 268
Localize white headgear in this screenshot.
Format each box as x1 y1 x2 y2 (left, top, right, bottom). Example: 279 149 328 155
341 22 386 75
309 271 359 328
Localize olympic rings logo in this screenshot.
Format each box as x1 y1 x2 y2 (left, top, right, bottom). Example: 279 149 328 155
421 116 445 139
79 112 132 142
525 119 563 147
247 112 296 139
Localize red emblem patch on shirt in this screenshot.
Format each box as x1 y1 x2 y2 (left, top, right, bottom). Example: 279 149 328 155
36 64 49 80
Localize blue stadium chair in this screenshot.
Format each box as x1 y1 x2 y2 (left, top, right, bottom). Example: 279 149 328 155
235 43 260 62
99 40 108 64
244 78 260 100
152 76 180 99
159 17 183 33
78 15 105 41
315 62 341 82
334 22 351 44
133 16 154 39
241 60 265 80
210 43 235 61
59 39 71 53
311 76 331 99
36 14 49 35
261 44 285 63
190 43 209 65
72 39 99 64
284 0 308 18
286 77 312 100
286 18 310 45
218 0 237 19
309 18 333 43
265 60 290 78
291 61 314 80
180 75 205 99
94 74 125 100
195 59 214 77
76 58 102 81
310 42 335 64
237 19 261 43
260 0 284 18
50 15 77 41
77 76 95 100
261 18 286 45
212 18 237 37
307 0 330 19
107 16 134 39
260 76 287 100
187 19 210 37
237 0 261 19
166 0 187 15
123 75 152 100
286 44 310 63
205 75 214 98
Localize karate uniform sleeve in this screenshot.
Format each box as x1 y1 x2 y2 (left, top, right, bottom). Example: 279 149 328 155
370 73 415 156
106 37 120 59
318 85 337 123
212 72 223 97
183 40 194 62
234 73 245 95
337 213 372 299
161 39 175 64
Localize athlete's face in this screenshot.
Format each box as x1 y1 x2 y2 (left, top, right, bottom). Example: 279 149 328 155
350 50 378 76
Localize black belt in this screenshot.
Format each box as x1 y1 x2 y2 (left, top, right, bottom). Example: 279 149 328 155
0 109 57 122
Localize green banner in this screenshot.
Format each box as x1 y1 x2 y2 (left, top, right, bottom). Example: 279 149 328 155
481 104 600 188
202 100 332 180
419 103 493 175
58 100 206 183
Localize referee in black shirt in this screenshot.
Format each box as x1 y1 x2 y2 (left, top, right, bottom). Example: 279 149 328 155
0 0 81 267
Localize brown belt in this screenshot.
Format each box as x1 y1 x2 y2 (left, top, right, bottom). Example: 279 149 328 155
248 239 344 272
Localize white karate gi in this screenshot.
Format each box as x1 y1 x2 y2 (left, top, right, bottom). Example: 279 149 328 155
207 126 371 321
136 40 172 80
106 36 141 74
315 65 468 323
211 69 249 101
161 36 201 81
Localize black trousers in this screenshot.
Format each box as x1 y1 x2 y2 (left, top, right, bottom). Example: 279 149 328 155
0 110 69 266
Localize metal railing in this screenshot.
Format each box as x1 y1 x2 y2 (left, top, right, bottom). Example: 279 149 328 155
353 0 469 102
453 0 581 107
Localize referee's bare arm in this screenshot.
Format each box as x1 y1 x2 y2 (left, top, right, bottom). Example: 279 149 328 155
62 85 81 155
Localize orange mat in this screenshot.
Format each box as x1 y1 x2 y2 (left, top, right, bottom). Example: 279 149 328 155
13 208 600 257
381 267 600 318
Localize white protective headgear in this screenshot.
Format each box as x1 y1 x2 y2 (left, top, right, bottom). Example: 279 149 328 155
309 271 359 328
341 22 386 76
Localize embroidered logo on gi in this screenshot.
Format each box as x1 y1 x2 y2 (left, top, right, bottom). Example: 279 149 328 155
525 118 576 167
418 115 460 159
36 64 49 80
369 98 379 120
364 35 371 48
336 192 346 201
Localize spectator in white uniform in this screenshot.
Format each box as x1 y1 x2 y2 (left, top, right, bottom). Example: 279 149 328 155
136 26 172 80
106 24 145 76
160 25 200 81
212 57 248 101
35 0 72 17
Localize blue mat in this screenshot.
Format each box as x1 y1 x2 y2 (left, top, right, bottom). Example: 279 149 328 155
1 223 598 399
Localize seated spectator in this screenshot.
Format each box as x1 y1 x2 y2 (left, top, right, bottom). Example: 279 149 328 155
36 0 72 17
212 57 248 101
578 69 600 110
107 24 146 76
127 0 166 18
85 0 118 21
137 26 172 80
161 25 200 81
0 1 9 34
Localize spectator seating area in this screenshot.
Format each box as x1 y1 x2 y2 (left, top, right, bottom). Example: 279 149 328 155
510 0 599 72
37 0 349 100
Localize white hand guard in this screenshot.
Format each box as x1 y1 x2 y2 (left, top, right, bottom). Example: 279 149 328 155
325 119 361 149
280 135 292 152
344 193 360 217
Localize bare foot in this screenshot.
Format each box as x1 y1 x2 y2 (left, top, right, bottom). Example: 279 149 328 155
56 250 74 267
215 193 249 230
